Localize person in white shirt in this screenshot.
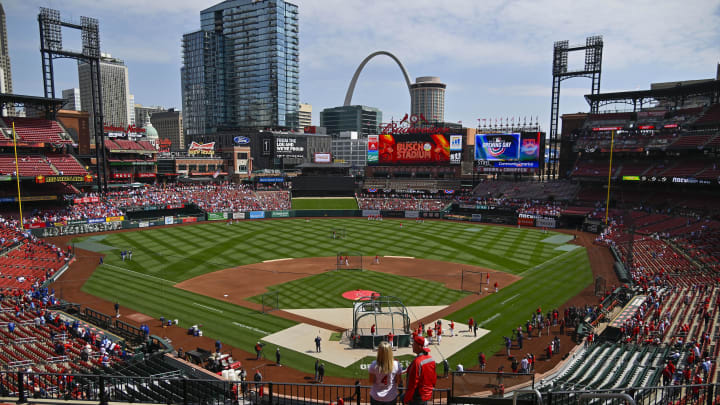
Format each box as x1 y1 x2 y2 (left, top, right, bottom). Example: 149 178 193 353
368 341 400 405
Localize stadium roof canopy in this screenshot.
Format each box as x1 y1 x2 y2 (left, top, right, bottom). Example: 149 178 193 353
0 93 66 118
584 79 720 111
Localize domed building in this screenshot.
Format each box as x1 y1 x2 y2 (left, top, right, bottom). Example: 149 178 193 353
142 112 159 149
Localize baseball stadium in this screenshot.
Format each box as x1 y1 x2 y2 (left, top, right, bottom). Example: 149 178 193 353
0 4 719 405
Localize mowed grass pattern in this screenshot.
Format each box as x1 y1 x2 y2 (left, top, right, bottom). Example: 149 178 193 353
79 219 564 282
248 270 467 308
292 198 359 210
78 218 592 377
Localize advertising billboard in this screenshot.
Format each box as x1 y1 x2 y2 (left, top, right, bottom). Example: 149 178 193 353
475 133 520 161
314 153 332 163
275 136 306 159
475 132 544 172
369 134 458 165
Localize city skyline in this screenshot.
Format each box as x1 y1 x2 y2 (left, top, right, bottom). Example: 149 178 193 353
3 0 719 132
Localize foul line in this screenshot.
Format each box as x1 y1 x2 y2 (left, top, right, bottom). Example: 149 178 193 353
103 264 174 284
193 303 223 313
232 322 269 335
263 258 292 263
501 294 520 305
384 256 414 259
480 313 500 325
516 249 578 277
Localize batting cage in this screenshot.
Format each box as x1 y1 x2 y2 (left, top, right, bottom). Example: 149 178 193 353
460 269 488 294
336 252 364 270
261 291 279 313
350 295 411 349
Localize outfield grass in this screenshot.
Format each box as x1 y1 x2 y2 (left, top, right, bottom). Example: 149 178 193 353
291 198 359 210
77 218 592 378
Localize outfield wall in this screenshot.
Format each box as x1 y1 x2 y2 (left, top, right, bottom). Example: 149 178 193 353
30 207 564 238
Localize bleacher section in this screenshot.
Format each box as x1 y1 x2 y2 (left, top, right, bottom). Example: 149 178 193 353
45 155 88 176
695 104 720 126
0 223 68 289
1 117 72 144
0 155 55 177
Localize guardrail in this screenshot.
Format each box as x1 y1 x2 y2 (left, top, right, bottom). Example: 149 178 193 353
0 371 450 405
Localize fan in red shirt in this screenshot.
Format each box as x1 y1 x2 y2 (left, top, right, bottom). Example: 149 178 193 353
403 335 436 405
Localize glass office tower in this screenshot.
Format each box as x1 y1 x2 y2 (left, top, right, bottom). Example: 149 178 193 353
182 0 299 138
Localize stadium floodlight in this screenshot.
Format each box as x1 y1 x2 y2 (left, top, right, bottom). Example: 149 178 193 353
548 36 604 180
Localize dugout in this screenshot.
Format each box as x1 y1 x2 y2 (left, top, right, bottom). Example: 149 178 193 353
351 295 411 349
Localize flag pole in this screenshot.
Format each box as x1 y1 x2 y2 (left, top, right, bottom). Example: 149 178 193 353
11 122 24 229
604 130 615 225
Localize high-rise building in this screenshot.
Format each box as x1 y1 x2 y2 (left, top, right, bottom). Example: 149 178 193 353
134 104 167 128
78 54 132 139
410 76 445 123
151 109 184 151
61 88 82 111
182 0 300 138
299 103 312 128
331 135 367 170
320 105 382 137
128 94 135 126
0 3 12 95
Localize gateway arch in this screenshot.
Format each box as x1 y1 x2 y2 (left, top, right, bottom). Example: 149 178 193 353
343 51 412 106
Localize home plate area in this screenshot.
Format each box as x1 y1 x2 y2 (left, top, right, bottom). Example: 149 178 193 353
262 306 489 368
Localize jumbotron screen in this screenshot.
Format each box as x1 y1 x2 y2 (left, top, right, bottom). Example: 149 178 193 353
474 132 544 171
368 134 462 165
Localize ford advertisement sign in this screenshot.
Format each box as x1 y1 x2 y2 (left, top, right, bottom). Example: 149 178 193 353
234 136 250 145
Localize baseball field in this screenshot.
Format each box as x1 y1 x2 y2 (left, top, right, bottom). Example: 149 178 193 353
71 217 592 379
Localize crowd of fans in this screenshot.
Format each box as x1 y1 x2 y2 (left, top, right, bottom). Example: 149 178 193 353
6 184 293 224
357 195 448 211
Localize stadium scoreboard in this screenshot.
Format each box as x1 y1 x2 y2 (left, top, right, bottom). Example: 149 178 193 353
474 132 545 173
367 133 463 165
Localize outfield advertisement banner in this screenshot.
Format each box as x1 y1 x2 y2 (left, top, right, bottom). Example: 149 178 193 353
33 221 123 237
471 214 483 222
232 212 246 219
270 210 290 218
207 212 228 221
165 217 174 225
404 211 419 218
535 217 557 228
421 212 443 218
249 211 265 219
362 210 380 217
517 216 535 226
139 222 149 228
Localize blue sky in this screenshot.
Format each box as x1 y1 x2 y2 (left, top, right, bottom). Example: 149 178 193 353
4 0 719 130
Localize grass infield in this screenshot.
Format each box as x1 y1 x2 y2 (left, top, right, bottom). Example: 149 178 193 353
76 218 592 378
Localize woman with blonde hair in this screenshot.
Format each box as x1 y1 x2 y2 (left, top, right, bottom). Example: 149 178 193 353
369 341 400 405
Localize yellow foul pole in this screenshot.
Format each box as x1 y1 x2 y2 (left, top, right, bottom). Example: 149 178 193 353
604 130 615 225
11 122 24 229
